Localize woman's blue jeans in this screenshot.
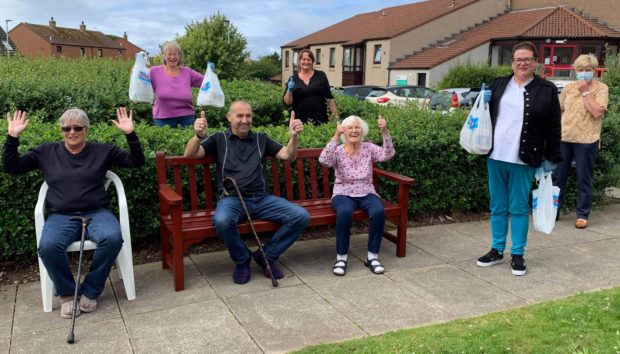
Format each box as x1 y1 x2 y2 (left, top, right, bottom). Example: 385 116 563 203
38 209 123 299
153 115 195 128
212 193 309 264
487 158 536 256
332 194 386 255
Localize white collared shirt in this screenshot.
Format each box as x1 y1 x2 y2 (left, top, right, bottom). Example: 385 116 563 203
490 77 533 164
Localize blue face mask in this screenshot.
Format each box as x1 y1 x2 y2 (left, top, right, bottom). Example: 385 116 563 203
576 71 594 81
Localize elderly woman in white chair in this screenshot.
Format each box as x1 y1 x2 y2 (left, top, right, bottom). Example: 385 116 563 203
319 115 395 276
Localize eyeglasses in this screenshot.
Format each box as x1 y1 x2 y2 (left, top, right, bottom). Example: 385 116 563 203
61 126 85 133
512 57 535 64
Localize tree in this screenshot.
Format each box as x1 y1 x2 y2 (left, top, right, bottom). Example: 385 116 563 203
242 52 281 81
174 13 249 80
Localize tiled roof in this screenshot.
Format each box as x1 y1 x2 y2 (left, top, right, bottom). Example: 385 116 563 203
392 6 620 69
283 0 479 48
23 23 123 49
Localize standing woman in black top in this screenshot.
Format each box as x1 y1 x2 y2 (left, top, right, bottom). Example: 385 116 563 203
283 49 338 124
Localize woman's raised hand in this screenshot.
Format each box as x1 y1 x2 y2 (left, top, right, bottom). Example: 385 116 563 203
377 114 388 134
6 111 29 138
113 107 135 134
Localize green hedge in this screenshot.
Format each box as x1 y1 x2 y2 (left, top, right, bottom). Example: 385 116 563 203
2 106 619 261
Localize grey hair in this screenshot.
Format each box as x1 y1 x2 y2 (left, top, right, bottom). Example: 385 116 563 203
58 108 90 129
162 41 183 65
340 115 369 143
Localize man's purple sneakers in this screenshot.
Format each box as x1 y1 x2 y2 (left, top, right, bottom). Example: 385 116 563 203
233 256 252 284
252 251 285 279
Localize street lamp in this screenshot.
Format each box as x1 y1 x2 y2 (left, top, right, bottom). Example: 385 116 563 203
5 19 12 58
223 19 231 81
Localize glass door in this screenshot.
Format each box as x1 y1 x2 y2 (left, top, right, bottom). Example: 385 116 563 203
541 45 576 78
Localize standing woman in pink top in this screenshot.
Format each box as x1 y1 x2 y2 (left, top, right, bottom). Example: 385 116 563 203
319 115 395 276
150 41 204 127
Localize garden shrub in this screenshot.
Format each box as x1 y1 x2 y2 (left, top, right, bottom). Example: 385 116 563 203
436 63 513 89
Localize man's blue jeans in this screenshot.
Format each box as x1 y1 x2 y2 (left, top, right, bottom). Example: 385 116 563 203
38 209 123 299
212 193 309 264
332 194 385 255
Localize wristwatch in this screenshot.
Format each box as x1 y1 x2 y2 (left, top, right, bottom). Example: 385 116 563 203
581 91 590 97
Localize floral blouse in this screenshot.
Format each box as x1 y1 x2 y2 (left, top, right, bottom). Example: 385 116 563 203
319 135 395 198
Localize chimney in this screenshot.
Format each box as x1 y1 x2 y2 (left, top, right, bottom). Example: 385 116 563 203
79 21 86 32
449 0 456 7
123 31 128 40
49 17 56 30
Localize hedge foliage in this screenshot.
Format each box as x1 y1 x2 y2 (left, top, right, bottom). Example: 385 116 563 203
1 56 619 260
436 63 513 89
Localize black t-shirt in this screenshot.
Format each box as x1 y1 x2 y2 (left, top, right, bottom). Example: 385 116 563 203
283 70 334 124
200 130 283 197
3 133 145 213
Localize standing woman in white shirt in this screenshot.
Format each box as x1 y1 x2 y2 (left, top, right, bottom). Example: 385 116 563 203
475 41 562 276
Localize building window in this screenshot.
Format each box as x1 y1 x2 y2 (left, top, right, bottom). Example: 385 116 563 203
293 50 299 69
56 46 62 53
285 50 289 68
97 49 103 57
329 47 336 68
373 45 382 64
118 49 122 55
80 48 85 56
417 73 427 87
316 48 321 65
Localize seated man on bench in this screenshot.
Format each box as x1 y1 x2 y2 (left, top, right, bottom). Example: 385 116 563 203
184 100 310 284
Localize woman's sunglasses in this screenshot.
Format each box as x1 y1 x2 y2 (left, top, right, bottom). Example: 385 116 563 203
61 126 85 133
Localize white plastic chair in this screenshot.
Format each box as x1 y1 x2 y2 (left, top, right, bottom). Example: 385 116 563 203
34 170 136 312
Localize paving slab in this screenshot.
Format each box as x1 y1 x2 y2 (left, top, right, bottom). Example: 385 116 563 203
112 258 216 317
279 238 371 282
225 284 366 353
125 299 260 354
10 318 131 354
12 280 119 336
191 251 302 299
527 246 620 287
387 264 528 318
409 225 488 263
310 274 449 335
578 216 620 238
0 338 8 354
454 256 597 303
571 238 620 263
0 285 15 339
348 234 444 271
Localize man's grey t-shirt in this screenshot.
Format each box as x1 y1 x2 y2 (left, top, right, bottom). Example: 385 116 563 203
200 129 283 197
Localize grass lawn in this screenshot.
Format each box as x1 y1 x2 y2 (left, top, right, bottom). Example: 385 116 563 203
294 286 620 354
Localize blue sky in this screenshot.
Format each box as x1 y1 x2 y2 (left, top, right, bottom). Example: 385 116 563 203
0 0 422 58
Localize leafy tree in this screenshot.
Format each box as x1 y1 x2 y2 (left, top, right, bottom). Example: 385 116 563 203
174 13 249 79
242 52 281 81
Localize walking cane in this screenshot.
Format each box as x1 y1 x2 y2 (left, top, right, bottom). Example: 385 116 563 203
222 177 278 287
67 216 91 344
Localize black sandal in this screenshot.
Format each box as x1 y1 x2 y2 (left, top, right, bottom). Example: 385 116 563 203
333 260 347 276
364 258 384 274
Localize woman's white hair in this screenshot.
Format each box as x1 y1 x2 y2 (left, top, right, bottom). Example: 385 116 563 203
58 108 90 129
162 41 183 66
340 115 369 143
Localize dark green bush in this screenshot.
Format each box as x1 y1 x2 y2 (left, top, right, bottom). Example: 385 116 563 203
436 63 513 89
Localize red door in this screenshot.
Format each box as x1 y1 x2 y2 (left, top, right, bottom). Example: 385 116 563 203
541 44 576 78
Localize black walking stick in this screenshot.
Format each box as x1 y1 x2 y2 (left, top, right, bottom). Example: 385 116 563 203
67 216 91 344
222 177 278 287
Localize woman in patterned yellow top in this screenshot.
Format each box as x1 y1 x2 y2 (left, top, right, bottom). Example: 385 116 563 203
553 54 608 229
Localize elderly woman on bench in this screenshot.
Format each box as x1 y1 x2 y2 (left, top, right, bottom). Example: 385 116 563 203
319 115 395 276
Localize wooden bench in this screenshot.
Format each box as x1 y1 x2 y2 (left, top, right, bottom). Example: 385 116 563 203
156 149 415 291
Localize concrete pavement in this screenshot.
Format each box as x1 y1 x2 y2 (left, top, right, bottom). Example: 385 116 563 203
2 203 619 353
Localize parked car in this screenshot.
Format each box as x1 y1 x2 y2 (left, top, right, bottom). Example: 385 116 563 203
366 85 435 106
337 85 386 100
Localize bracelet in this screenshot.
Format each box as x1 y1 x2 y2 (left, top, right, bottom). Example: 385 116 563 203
196 133 205 140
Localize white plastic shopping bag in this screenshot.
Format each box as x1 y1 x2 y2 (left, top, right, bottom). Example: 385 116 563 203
532 168 560 234
128 51 154 104
459 92 492 154
197 64 225 107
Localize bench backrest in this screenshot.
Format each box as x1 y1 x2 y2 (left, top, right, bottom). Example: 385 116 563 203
156 149 336 212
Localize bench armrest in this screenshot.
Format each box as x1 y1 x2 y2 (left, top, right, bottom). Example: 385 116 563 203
158 184 182 206
372 168 416 186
